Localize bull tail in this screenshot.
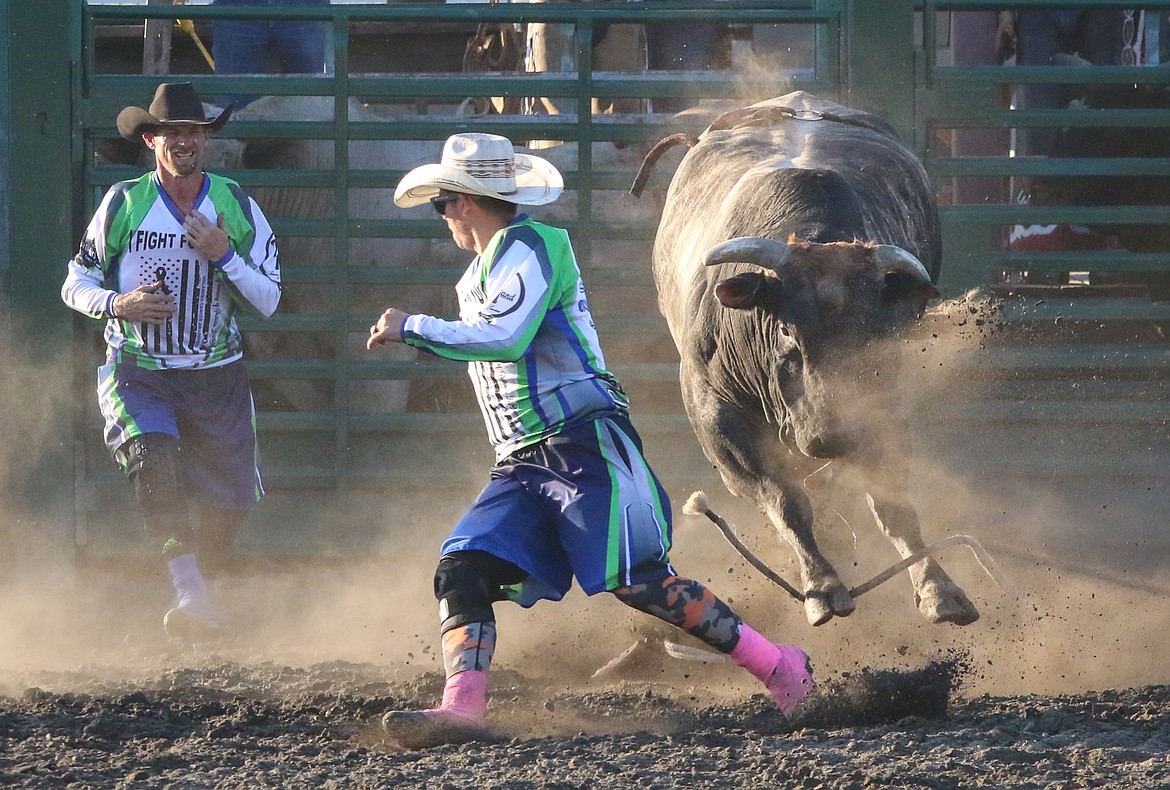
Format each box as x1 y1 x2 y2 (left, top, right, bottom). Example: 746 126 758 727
629 133 696 197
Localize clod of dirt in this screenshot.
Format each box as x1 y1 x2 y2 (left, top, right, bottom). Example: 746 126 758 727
795 653 970 729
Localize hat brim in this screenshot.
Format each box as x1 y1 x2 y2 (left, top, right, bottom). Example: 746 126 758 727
116 105 232 141
394 152 564 208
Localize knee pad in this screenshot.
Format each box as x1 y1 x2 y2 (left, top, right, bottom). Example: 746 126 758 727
433 551 522 633
124 433 190 546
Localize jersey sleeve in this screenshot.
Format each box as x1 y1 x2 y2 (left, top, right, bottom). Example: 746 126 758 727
218 192 281 318
402 232 555 362
61 186 121 319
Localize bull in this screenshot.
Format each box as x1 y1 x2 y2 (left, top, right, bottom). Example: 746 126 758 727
643 91 979 627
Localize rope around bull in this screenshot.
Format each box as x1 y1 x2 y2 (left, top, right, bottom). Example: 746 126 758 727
681 491 1016 601
592 493 1019 676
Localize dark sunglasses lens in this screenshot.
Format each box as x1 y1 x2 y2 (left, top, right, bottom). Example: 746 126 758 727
431 196 455 216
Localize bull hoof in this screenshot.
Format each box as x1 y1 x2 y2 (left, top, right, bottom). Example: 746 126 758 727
915 580 980 626
804 585 856 626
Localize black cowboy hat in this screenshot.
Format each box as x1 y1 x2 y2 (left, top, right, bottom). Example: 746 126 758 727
116 82 232 141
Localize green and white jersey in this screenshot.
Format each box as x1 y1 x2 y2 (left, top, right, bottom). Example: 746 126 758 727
402 215 629 459
62 172 281 370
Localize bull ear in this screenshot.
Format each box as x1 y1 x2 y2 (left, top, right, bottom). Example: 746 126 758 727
871 245 940 302
714 273 767 309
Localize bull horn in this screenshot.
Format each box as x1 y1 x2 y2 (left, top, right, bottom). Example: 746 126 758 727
703 237 792 270
871 244 932 282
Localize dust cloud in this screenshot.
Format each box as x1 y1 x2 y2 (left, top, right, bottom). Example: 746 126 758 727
615 288 1170 705
481 286 1170 706
3 286 1168 718
0 311 450 687
0 317 83 682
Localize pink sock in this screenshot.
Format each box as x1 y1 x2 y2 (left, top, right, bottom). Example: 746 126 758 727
731 624 814 716
438 669 488 722
729 624 782 681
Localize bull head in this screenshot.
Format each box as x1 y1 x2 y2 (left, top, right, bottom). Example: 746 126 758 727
702 236 938 459
704 237 938 312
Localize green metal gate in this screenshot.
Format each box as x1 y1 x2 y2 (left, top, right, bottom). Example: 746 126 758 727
71 1 868 557
46 1 1170 559
916 2 1169 546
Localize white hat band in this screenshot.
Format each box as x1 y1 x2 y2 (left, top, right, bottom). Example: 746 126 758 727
393 132 563 208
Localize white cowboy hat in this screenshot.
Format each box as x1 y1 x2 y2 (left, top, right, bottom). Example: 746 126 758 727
394 132 563 208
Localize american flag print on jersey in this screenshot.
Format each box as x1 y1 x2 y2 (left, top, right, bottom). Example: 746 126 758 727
62 171 281 370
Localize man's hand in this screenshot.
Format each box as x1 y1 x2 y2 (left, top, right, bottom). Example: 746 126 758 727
183 211 231 264
367 307 410 349
995 10 1017 65
112 281 177 324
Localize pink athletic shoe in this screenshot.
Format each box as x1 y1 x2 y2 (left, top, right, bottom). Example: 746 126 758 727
731 625 815 717
380 708 488 750
765 644 815 717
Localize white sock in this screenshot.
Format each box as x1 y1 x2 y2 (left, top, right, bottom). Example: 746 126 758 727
167 553 211 610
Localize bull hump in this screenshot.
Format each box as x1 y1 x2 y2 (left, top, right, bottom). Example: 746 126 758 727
761 91 844 116
704 91 896 143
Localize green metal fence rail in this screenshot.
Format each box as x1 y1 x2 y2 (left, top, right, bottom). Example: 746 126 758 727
917 1 1169 501
922 0 1170 290
60 1 1169 557
73 1 855 555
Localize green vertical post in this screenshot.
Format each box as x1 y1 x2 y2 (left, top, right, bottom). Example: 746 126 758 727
5 0 73 328
845 0 916 144
574 12 593 268
2 0 76 550
332 9 351 492
0 2 9 320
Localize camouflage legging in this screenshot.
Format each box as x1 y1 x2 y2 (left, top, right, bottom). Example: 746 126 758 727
612 576 743 653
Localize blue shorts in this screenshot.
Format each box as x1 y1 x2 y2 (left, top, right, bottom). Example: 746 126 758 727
97 361 264 510
442 413 676 607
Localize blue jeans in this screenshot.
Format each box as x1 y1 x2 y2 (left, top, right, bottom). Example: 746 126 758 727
645 23 721 71
644 19 723 113
1016 9 1124 156
212 0 328 109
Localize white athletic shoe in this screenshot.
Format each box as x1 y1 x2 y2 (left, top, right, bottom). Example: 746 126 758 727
163 601 224 642
380 708 488 749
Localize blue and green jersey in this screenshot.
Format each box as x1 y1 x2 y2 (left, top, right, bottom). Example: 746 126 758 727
402 215 629 459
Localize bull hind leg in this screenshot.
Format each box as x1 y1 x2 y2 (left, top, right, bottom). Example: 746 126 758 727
866 494 979 626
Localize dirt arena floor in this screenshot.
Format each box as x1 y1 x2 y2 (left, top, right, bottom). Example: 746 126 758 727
2 522 1170 790
3 297 1168 787
2 654 1169 789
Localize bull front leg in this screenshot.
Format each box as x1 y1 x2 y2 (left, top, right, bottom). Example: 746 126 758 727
861 450 980 626
682 377 854 626
762 477 857 626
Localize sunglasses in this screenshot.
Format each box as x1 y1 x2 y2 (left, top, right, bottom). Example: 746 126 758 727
430 194 459 217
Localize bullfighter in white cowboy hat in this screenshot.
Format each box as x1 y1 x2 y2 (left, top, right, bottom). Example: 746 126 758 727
367 132 814 749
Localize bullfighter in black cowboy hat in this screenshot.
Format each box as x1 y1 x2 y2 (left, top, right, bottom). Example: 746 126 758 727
63 82 281 642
